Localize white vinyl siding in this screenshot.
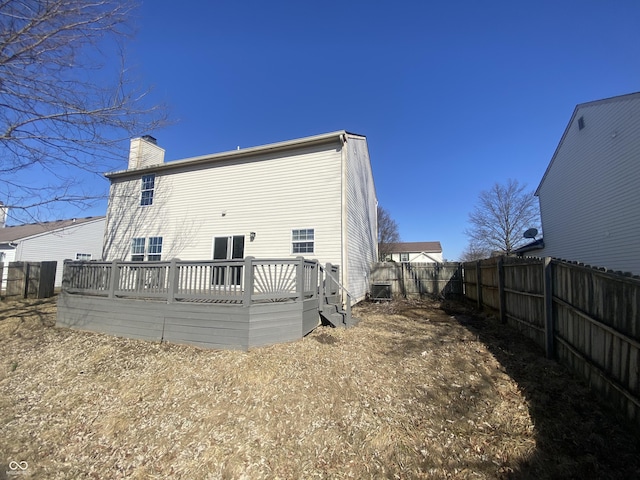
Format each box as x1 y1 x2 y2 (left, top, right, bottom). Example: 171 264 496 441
0 247 16 291
344 135 378 303
536 94 640 275
104 142 344 268
13 218 105 287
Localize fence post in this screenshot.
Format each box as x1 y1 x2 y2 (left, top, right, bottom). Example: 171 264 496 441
243 257 254 306
108 260 119 299
23 262 31 299
433 264 439 297
167 259 178 304
476 260 483 310
543 257 554 359
498 257 506 323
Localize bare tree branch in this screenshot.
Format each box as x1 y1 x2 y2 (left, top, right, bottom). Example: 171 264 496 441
465 179 540 255
377 206 400 261
0 0 168 223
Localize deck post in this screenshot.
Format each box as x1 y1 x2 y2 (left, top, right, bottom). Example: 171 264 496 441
108 260 119 299
311 260 319 299
243 257 255 306
167 259 178 304
296 256 305 302
318 262 325 304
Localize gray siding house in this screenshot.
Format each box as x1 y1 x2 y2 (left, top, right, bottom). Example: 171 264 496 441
0 216 106 289
534 92 640 275
102 131 378 303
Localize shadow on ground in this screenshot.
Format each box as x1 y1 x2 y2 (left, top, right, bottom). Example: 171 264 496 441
439 297 640 479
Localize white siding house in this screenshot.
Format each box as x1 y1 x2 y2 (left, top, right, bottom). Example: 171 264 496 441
103 131 378 303
383 242 444 263
534 92 640 275
0 216 106 289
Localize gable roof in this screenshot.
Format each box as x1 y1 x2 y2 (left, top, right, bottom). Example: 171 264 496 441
535 91 640 196
384 242 442 253
106 130 365 179
0 216 105 244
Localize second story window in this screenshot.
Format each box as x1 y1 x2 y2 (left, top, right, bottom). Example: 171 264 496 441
141 174 155 206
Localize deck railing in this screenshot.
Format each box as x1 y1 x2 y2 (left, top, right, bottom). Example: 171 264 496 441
62 257 319 305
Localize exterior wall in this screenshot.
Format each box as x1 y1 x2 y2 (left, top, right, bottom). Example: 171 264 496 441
104 142 344 274
0 246 16 292
344 135 378 302
536 95 640 275
386 252 443 263
13 218 105 287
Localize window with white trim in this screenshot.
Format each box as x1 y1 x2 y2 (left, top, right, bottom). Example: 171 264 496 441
140 174 155 206
148 237 163 261
292 228 314 254
400 253 409 262
131 236 163 261
131 238 145 261
75 253 92 261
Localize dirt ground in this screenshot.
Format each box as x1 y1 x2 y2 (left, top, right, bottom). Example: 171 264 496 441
0 295 639 479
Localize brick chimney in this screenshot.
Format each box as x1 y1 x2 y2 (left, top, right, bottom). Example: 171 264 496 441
128 135 165 170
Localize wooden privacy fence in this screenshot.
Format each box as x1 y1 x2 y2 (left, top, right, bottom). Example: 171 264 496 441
4 261 56 298
463 256 640 426
369 262 463 299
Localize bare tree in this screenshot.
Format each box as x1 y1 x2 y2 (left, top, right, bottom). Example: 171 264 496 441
377 206 400 261
459 239 491 262
0 0 166 223
465 179 540 255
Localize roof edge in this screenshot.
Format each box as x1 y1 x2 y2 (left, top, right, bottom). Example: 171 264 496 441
535 91 640 195
106 130 364 179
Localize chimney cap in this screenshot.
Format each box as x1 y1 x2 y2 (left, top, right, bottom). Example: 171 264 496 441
141 135 157 145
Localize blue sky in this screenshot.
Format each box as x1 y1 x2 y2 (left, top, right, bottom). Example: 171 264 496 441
78 1 640 260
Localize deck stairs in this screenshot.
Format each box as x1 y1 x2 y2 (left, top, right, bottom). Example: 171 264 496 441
318 263 357 328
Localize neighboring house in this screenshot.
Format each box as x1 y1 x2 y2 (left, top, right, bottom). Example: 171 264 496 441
534 91 640 275
382 242 443 263
0 216 106 289
102 131 378 303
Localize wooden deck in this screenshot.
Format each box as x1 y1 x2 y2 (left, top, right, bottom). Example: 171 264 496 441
56 257 350 350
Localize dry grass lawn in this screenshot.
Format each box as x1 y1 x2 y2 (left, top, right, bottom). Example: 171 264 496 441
1 296 639 479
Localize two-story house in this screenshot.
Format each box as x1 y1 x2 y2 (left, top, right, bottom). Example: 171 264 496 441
102 131 378 303
534 92 640 275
